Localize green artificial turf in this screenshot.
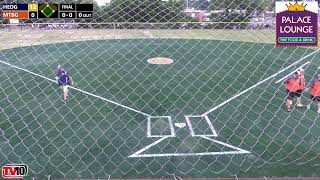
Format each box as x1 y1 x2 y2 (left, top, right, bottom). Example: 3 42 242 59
0 39 320 179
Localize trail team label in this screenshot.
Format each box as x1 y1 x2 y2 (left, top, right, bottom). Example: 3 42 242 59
276 1 318 46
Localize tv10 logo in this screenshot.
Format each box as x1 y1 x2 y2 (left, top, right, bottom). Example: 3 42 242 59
2 164 28 179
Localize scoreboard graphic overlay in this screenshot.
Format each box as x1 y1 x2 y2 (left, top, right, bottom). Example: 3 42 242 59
1 3 93 19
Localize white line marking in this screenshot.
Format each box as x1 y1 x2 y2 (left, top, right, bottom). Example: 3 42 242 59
129 136 250 157
168 116 176 137
202 49 320 116
174 123 186 128
0 60 56 83
200 136 250 153
185 116 196 136
275 61 310 84
146 135 174 138
204 115 218 136
129 150 249 158
147 116 151 137
128 137 168 157
147 116 175 137
0 60 151 116
68 85 150 116
185 115 218 137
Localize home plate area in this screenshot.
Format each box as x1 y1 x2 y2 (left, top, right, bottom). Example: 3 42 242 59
129 115 250 158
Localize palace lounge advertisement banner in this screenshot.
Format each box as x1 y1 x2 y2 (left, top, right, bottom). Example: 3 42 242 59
276 1 318 47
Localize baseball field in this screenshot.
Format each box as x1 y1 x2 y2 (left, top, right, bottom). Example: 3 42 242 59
0 28 320 179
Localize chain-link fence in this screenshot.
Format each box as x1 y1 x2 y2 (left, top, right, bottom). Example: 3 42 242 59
1 0 320 179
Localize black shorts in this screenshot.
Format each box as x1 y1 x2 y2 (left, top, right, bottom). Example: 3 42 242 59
287 90 303 99
310 95 320 102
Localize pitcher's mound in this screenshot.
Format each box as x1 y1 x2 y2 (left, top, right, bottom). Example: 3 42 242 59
147 57 173 65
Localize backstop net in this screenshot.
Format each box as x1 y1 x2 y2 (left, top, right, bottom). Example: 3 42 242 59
0 0 320 179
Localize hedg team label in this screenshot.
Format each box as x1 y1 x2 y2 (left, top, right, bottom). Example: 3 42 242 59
276 1 318 46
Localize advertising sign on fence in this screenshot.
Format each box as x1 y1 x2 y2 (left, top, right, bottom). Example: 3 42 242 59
276 1 318 46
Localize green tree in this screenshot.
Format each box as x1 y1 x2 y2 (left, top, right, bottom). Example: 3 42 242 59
189 0 209 10
209 0 272 23
105 0 195 22
210 0 271 12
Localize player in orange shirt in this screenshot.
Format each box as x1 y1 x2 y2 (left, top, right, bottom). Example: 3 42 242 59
284 72 302 112
307 74 320 113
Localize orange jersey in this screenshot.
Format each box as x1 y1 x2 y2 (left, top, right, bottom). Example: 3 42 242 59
311 81 320 96
285 77 300 92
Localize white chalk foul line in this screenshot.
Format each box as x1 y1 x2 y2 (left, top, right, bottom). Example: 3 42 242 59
0 60 56 83
202 49 320 116
129 137 168 157
0 60 151 117
129 136 250 158
275 61 310 84
68 86 150 116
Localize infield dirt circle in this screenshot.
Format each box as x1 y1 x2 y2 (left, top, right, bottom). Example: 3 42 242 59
147 57 174 64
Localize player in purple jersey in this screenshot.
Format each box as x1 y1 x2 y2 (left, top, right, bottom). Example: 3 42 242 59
56 65 65 84
56 65 73 101
59 71 74 101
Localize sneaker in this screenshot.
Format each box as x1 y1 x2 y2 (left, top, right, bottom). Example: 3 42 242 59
297 104 303 107
307 104 311 109
287 107 292 112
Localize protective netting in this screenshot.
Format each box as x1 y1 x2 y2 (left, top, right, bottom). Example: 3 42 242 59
1 0 320 179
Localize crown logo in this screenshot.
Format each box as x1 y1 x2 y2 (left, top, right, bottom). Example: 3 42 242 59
286 2 306 11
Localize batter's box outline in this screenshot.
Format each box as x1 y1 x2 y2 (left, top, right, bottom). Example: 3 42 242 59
185 115 218 137
147 116 176 138
129 136 250 158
